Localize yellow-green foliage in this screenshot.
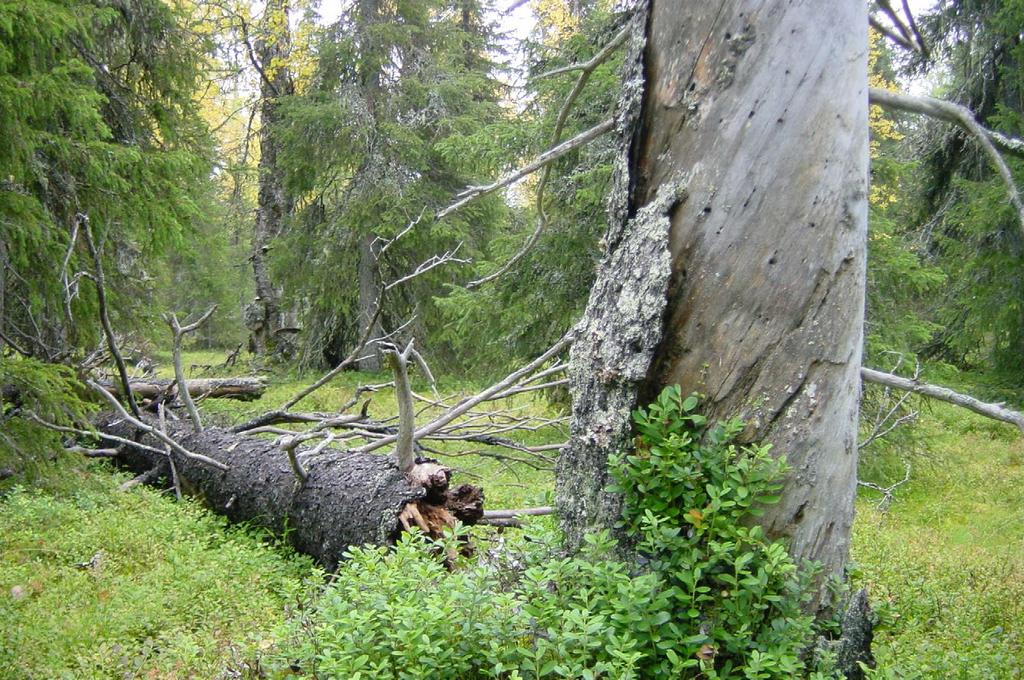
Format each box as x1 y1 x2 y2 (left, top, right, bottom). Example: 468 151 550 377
0 481 318 679
854 403 1024 678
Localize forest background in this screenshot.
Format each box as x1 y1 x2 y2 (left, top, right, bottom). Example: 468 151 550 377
2 0 1024 677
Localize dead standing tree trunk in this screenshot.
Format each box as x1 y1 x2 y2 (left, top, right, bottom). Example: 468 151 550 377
247 0 294 356
558 0 869 588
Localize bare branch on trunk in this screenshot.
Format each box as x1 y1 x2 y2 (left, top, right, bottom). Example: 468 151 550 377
358 332 573 454
437 118 615 220
870 0 928 57
858 462 912 511
384 340 419 473
79 214 141 419
86 380 229 471
159 403 183 501
861 367 1024 432
163 305 218 432
469 28 629 289
869 88 1024 235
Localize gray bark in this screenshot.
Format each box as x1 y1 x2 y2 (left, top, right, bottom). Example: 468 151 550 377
104 377 267 401
861 367 1024 432
247 0 294 356
558 0 869 585
357 233 384 371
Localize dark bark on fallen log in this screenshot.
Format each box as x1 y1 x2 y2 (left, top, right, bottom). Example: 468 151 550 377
104 377 267 401
98 416 483 570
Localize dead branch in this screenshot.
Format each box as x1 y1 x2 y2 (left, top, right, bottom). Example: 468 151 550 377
861 367 1024 433
163 305 218 432
469 29 628 289
231 383 383 433
0 328 31 357
532 26 630 80
104 377 266 402
86 380 229 471
278 433 310 484
358 332 574 454
858 462 912 511
859 355 920 449
482 506 554 519
64 446 121 458
437 118 615 220
119 466 162 492
79 214 141 419
383 245 469 291
870 0 928 57
869 88 1024 159
869 88 1024 235
27 412 169 459
159 404 182 501
384 340 419 473
59 217 83 327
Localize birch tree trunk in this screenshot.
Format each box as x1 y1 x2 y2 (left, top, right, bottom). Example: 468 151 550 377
558 0 869 583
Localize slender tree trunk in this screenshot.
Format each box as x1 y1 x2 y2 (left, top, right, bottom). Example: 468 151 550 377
349 0 385 371
247 0 293 356
357 233 384 371
558 0 869 584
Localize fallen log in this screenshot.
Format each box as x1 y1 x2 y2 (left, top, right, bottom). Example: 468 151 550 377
98 416 484 569
104 377 267 401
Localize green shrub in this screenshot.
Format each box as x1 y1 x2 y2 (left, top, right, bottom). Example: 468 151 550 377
274 387 824 679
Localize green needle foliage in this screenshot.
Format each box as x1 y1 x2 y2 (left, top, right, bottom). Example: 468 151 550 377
0 0 215 480
0 0 213 357
438 4 622 374
273 0 514 368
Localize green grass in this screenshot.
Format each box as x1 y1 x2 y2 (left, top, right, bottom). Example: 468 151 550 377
4 350 1024 676
0 478 318 679
853 403 1024 678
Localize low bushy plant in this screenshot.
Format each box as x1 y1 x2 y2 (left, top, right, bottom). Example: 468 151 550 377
273 387 825 678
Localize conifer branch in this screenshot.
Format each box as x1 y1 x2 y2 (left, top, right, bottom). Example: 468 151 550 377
869 88 1024 236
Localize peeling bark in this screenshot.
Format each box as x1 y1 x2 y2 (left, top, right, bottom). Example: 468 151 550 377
559 0 869 584
557 2 658 552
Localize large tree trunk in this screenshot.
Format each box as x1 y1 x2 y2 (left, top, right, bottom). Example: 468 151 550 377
247 0 294 356
558 0 868 584
101 418 484 569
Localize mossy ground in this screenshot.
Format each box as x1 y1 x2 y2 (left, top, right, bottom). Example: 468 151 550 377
2 352 1022 677
853 403 1024 678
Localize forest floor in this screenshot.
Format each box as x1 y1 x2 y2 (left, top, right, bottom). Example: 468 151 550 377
1 351 1022 677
